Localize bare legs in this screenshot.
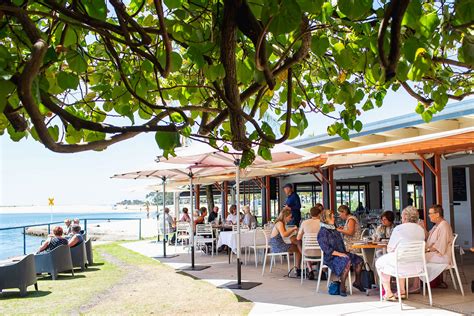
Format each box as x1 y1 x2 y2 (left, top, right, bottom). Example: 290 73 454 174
289 236 301 269
381 272 406 297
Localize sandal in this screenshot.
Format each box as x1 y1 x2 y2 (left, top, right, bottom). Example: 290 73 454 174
396 293 407 300
383 294 397 302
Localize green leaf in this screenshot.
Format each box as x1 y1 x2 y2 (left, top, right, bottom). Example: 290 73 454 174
66 51 88 74
362 100 374 111
57 72 79 90
164 0 184 9
82 0 107 20
0 79 15 113
419 12 439 38
296 0 324 14
354 120 363 132
407 48 431 81
240 149 256 168
311 36 329 56
48 125 59 142
258 145 272 161
415 102 425 114
267 0 301 35
155 131 180 158
338 0 372 20
402 0 422 30
421 110 433 122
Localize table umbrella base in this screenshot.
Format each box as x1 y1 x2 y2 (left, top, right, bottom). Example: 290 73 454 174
219 281 262 290
178 265 210 271
153 255 179 259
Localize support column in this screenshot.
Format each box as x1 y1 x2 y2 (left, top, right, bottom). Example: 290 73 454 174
195 184 200 210
434 154 443 205
328 167 336 211
261 179 267 225
382 173 394 211
423 157 436 230
322 169 330 209
221 181 227 220
399 174 409 210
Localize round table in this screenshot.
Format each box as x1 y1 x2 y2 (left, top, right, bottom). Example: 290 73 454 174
351 243 388 296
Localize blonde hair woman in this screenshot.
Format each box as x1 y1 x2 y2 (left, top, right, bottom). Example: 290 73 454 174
269 208 302 276
242 205 257 228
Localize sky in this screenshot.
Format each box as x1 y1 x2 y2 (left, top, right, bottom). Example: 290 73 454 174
0 88 422 206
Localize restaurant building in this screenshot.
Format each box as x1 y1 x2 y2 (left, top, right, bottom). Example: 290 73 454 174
281 99 474 249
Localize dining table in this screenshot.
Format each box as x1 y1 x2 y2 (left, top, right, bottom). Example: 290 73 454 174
352 241 388 296
217 230 255 263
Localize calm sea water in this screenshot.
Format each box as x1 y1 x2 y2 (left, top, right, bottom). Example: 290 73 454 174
0 212 146 260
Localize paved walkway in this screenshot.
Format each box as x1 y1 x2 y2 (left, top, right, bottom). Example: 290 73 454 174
122 240 474 315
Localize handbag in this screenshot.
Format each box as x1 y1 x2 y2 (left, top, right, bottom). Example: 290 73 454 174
328 281 340 295
360 262 375 290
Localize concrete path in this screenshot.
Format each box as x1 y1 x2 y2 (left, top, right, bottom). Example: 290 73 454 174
122 240 473 315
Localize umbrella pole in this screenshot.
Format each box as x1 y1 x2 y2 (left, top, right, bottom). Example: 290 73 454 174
163 177 167 257
178 173 210 271
220 159 260 290
235 159 241 285
189 176 195 268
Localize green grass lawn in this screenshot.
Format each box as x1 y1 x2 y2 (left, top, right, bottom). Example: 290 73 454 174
0 242 253 315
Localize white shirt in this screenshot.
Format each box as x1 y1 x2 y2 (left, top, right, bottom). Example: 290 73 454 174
226 213 238 224
387 222 425 253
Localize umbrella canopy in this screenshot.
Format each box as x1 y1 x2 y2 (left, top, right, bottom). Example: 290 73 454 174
159 142 313 169
112 162 192 180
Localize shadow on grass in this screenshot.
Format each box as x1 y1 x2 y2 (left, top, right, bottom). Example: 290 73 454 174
0 290 52 300
81 267 101 272
37 274 86 281
88 262 104 267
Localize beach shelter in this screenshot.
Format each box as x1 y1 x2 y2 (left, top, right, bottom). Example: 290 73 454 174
160 142 313 289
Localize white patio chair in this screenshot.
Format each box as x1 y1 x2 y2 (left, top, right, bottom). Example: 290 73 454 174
316 259 353 295
300 233 322 284
444 233 464 296
175 222 191 253
246 228 271 267
195 223 216 256
261 229 291 276
378 240 432 309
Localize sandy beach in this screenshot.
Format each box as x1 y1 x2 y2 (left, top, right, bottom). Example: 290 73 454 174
0 204 147 214
25 218 160 241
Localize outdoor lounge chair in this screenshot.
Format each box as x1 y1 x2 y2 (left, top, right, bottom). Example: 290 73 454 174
70 242 88 271
85 238 93 265
0 254 38 296
34 244 74 280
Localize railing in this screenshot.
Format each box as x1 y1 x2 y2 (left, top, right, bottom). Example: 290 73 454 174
0 217 142 256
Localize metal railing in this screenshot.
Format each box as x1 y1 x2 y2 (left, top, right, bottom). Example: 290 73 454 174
0 217 142 255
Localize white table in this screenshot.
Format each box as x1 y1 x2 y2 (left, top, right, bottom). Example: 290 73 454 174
217 230 255 254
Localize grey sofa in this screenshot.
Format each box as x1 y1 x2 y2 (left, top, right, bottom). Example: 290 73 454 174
85 238 93 265
70 242 87 271
0 254 38 296
34 244 74 280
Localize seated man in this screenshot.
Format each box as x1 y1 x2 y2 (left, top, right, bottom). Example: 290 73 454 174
208 206 219 223
296 203 323 279
37 226 68 254
68 224 84 248
64 218 72 235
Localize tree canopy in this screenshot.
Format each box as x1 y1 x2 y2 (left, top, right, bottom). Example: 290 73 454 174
0 0 472 166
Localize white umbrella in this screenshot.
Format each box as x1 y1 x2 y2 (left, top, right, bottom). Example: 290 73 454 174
161 142 313 289
112 162 194 258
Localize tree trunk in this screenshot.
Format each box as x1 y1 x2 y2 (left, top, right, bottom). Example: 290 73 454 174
206 185 214 211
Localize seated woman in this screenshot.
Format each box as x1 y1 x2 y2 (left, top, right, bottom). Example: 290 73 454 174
269 208 302 276
37 226 68 253
374 211 396 241
425 204 454 284
242 205 257 228
318 209 364 296
375 206 425 301
180 207 191 222
193 207 207 231
336 205 362 253
68 225 84 248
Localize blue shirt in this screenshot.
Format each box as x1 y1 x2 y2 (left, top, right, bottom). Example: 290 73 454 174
285 192 301 225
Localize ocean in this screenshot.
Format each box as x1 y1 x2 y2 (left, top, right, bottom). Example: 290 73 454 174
0 212 146 260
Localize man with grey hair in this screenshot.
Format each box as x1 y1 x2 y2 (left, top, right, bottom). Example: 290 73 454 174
375 205 426 301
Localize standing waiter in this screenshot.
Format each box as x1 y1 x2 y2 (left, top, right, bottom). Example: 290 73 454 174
283 183 302 227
